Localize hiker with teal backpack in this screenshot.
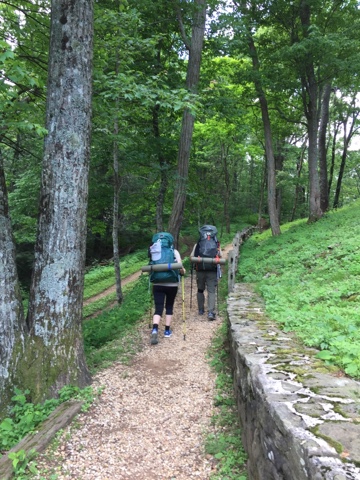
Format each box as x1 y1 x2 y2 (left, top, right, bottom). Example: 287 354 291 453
191 225 222 321
148 232 185 345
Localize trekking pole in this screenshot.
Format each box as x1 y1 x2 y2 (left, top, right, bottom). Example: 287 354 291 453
190 263 193 311
148 279 153 329
217 264 222 315
182 274 186 340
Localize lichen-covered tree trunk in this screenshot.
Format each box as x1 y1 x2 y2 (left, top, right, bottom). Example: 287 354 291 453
23 0 94 403
0 149 26 417
168 0 206 246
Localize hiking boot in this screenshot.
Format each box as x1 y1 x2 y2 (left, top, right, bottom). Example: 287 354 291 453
164 329 172 338
208 311 216 321
198 309 204 315
150 329 158 345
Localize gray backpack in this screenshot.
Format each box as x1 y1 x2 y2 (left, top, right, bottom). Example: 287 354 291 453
196 225 219 271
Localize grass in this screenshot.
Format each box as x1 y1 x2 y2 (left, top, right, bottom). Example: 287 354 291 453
238 199 360 378
83 250 148 300
83 281 138 318
205 246 247 480
206 322 248 480
205 258 248 480
83 273 151 372
0 387 96 452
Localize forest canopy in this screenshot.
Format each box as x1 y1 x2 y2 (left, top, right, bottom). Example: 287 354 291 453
1 0 360 262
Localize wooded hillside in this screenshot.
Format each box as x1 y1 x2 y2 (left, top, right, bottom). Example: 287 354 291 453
1 0 360 413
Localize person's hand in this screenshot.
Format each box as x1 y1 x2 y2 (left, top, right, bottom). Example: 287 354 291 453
180 268 185 276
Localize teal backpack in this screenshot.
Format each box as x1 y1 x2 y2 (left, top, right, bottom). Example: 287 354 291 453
149 232 179 283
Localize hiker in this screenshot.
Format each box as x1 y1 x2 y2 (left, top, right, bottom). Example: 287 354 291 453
191 225 221 321
148 232 185 345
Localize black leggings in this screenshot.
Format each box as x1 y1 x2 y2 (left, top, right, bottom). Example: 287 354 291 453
153 285 178 316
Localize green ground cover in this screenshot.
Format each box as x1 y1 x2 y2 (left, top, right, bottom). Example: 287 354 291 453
83 274 150 372
238 200 360 378
206 261 248 480
83 250 148 300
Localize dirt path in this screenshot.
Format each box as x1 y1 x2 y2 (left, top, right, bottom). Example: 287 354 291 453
34 246 233 480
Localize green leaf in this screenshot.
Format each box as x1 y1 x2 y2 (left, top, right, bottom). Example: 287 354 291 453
345 364 359 376
315 350 333 360
342 356 354 365
0 418 14 431
0 49 14 62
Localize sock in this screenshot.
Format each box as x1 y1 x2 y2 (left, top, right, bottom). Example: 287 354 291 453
165 326 170 332
152 324 158 332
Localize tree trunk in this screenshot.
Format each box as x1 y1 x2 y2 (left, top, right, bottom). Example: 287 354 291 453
247 33 281 236
113 114 123 304
299 0 322 223
318 83 332 213
168 0 207 246
152 103 168 232
290 143 306 222
306 105 322 223
113 42 123 305
24 0 94 403
257 157 266 222
221 143 231 233
333 110 358 208
0 148 26 417
274 144 284 223
328 121 340 196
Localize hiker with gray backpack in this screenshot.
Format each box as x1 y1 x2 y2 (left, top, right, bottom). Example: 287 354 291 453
190 225 222 321
148 232 185 345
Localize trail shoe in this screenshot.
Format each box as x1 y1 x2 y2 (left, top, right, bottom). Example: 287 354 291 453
164 329 172 338
198 309 205 315
150 329 158 345
208 311 216 321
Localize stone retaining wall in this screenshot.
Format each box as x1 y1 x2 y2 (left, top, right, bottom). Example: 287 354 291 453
227 283 360 480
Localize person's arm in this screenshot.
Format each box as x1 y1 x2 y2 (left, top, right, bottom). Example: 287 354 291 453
174 249 186 275
192 243 201 257
217 242 222 257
